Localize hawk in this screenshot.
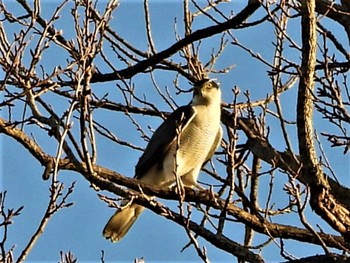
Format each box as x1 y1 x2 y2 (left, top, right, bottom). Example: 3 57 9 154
103 79 222 242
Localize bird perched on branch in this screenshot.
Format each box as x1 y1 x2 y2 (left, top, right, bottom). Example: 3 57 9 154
103 79 222 242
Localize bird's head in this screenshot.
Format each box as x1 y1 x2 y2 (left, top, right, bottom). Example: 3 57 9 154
191 79 221 106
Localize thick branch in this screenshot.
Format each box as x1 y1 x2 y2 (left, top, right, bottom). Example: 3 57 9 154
286 253 350 263
88 0 261 82
297 0 319 185
0 116 348 250
297 0 350 239
0 118 50 166
315 0 350 44
130 192 264 263
91 167 348 251
15 0 260 84
222 114 350 210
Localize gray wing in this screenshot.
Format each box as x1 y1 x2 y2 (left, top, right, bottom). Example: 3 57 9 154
135 105 196 179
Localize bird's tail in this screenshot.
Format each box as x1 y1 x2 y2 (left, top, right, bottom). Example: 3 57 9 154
103 203 144 242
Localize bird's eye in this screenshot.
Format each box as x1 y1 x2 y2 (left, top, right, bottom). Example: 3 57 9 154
204 82 211 90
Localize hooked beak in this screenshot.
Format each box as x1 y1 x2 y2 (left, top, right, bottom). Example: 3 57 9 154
209 78 221 87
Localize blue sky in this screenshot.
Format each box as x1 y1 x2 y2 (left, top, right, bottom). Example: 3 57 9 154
1 1 349 262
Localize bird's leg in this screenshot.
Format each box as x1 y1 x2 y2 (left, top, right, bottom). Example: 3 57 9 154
165 181 184 196
181 170 204 190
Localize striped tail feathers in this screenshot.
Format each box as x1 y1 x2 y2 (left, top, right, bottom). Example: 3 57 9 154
103 202 145 242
